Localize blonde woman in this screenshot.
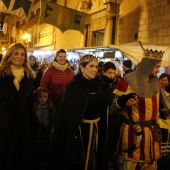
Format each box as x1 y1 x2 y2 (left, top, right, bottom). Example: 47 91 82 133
0 43 36 170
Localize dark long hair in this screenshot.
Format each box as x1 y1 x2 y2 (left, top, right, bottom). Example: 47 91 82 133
159 73 170 82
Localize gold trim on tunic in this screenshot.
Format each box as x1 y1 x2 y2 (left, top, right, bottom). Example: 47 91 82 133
82 117 100 170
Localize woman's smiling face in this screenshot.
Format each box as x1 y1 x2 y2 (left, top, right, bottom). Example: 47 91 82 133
11 48 25 68
81 60 98 80
55 52 66 65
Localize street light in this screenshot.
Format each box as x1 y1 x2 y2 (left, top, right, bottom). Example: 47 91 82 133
22 32 31 43
22 32 31 48
1 47 6 55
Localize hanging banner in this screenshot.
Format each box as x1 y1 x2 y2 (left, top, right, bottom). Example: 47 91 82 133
39 0 87 34
0 0 35 19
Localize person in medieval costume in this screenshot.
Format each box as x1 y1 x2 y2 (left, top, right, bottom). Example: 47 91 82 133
109 48 167 170
46 54 110 170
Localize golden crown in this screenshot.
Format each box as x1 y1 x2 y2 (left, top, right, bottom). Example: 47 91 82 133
143 49 164 60
78 54 98 64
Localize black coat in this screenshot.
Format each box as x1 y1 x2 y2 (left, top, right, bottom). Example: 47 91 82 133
47 73 105 170
0 73 35 170
124 68 133 75
99 75 120 169
34 71 43 90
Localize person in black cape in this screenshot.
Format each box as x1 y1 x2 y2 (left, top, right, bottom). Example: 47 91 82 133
47 54 110 170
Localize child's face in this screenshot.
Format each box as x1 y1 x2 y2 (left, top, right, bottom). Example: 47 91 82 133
37 91 48 105
159 77 169 87
103 68 116 79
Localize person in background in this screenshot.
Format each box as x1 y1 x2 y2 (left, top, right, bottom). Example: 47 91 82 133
29 55 39 72
0 43 36 170
101 61 118 102
41 57 47 64
97 60 104 77
157 72 170 170
122 59 133 75
34 63 49 90
159 72 170 93
47 54 109 170
70 63 78 75
31 87 56 170
109 48 167 170
98 61 119 170
40 49 74 111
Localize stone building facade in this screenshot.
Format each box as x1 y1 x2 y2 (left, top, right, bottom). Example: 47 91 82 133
1 0 170 53
118 0 170 45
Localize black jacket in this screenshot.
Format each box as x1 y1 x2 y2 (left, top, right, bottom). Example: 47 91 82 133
0 73 35 170
34 71 43 90
124 68 133 75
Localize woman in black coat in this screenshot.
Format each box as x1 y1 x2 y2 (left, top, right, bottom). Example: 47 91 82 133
0 43 36 170
47 55 109 170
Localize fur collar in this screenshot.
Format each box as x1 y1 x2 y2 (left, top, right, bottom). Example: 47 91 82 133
74 73 101 93
52 61 68 71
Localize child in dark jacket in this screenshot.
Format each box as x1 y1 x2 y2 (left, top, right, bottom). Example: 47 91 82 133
31 87 56 170
98 61 120 170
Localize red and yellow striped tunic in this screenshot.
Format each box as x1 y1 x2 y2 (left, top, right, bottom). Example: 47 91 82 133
114 78 162 162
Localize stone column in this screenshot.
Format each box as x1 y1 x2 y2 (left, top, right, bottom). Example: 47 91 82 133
103 16 113 46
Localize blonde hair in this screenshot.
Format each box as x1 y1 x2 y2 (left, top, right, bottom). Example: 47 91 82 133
0 43 36 78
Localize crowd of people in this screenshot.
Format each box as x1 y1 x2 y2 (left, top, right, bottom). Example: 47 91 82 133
0 42 170 170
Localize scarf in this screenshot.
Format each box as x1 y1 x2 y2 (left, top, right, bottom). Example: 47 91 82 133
10 65 24 91
52 61 68 71
102 75 115 85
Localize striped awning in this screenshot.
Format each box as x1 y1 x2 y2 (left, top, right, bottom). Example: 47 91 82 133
0 0 35 19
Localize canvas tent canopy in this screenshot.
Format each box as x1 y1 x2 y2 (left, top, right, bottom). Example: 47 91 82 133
110 42 170 67
67 46 118 57
66 46 125 63
67 42 170 67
